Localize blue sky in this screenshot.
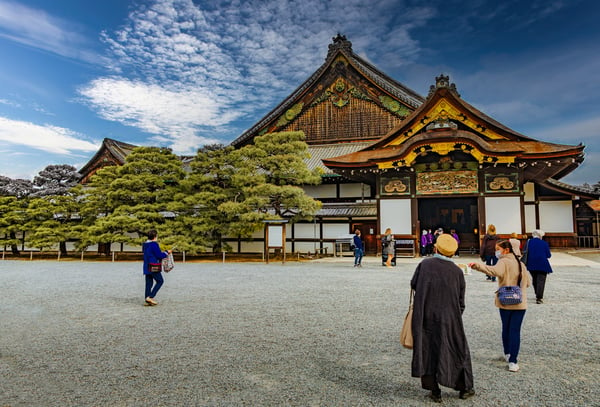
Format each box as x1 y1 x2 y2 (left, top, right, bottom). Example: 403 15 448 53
0 0 599 186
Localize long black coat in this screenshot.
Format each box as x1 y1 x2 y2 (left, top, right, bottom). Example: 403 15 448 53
410 256 473 390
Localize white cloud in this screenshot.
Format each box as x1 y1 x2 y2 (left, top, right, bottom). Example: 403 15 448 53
0 117 98 154
0 0 100 63
80 0 435 150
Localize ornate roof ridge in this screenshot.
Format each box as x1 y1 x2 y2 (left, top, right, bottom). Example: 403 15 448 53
230 35 424 147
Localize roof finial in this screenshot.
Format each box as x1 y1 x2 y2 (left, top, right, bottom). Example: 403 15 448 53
327 33 353 58
428 74 460 97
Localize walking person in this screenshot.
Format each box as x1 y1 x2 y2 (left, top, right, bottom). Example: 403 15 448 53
410 234 475 402
524 229 553 304
142 229 171 306
382 228 394 267
469 240 531 372
480 224 499 281
509 232 522 258
353 229 364 267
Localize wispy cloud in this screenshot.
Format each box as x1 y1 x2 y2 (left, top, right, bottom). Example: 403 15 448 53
80 0 435 153
0 0 99 63
0 117 98 154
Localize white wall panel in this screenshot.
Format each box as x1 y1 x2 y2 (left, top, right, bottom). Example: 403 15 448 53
303 184 336 198
323 223 350 238
523 182 535 202
525 205 537 233
380 199 412 234
485 196 521 234
539 201 573 232
293 223 320 239
339 183 370 198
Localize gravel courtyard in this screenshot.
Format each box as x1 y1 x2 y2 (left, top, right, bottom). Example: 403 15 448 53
1 254 599 407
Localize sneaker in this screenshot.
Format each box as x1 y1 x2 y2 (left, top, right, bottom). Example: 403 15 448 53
508 362 520 372
145 297 158 306
459 389 475 400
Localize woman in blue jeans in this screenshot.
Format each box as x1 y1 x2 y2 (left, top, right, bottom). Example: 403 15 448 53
353 229 364 267
470 240 531 372
142 229 171 305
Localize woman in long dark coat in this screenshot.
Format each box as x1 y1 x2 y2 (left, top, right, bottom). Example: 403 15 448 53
410 234 475 403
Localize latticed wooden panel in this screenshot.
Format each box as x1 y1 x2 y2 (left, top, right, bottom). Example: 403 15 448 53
282 98 404 143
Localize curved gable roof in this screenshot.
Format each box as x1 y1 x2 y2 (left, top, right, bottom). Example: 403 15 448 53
231 35 424 147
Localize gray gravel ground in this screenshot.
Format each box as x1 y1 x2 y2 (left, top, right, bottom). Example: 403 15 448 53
1 254 599 407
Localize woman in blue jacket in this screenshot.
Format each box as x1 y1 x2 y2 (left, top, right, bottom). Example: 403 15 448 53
142 229 171 306
524 229 553 304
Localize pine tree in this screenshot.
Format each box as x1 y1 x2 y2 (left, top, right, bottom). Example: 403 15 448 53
80 147 185 252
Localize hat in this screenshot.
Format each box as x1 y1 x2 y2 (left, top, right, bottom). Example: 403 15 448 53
435 234 458 257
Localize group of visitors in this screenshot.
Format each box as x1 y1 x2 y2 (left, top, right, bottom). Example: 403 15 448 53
143 224 554 403
420 227 461 257
409 226 553 402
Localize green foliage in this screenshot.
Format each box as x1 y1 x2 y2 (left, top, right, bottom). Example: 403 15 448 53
79 147 185 248
25 186 84 253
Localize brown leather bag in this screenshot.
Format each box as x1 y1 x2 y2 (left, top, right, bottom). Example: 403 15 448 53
400 289 414 349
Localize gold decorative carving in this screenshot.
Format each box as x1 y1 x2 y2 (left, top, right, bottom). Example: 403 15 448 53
378 141 515 169
416 170 479 195
385 97 508 147
489 177 515 190
384 180 407 193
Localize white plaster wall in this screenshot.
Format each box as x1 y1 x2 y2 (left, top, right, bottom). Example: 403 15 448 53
380 199 412 234
323 223 351 238
303 184 336 198
293 223 320 239
539 201 573 233
340 183 370 198
523 182 535 202
485 196 522 234
525 205 537 233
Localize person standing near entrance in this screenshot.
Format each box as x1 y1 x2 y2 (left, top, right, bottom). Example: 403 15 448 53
450 229 461 257
426 229 434 255
410 234 475 402
480 224 499 282
382 228 394 267
353 229 364 267
524 229 553 304
420 230 429 257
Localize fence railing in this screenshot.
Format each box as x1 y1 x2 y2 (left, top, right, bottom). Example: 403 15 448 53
576 236 599 248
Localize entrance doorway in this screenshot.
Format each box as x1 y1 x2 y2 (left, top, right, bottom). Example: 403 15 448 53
418 197 479 252
351 222 378 255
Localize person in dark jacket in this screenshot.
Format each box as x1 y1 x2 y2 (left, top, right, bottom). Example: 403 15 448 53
142 229 171 306
352 229 364 267
410 234 475 403
524 229 553 304
480 224 499 282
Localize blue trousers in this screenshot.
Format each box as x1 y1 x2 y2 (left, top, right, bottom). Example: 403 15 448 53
499 309 526 363
354 248 363 265
145 273 164 298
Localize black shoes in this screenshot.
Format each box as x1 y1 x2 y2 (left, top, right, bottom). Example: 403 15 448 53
459 389 476 399
429 391 442 403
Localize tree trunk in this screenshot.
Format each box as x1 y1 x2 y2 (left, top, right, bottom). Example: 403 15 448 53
10 232 19 255
60 241 68 256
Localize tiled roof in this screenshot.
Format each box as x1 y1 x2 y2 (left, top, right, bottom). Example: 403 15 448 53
306 142 373 173
545 178 599 198
316 202 377 217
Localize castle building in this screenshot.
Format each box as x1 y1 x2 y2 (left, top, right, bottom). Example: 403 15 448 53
80 35 599 255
